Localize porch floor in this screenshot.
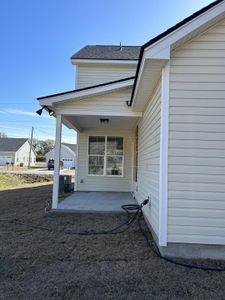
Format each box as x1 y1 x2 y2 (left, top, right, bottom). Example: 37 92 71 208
57 191 137 213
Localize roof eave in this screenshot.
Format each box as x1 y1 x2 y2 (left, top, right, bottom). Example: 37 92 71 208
71 58 138 65
130 0 225 109
37 77 134 107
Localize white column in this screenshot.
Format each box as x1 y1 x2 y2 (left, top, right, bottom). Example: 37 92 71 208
159 62 170 247
74 131 79 191
52 114 62 209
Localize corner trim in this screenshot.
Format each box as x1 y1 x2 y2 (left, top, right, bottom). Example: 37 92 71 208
159 62 170 247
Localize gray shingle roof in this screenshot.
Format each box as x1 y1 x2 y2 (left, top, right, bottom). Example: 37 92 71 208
0 138 28 152
63 143 77 153
71 45 141 61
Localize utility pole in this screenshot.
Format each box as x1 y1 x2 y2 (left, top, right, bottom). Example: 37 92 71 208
28 126 34 169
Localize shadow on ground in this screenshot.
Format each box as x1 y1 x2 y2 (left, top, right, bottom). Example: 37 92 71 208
1 185 225 300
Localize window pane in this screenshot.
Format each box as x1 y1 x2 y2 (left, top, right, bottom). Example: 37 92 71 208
89 136 105 155
107 137 123 155
88 155 104 175
106 156 123 176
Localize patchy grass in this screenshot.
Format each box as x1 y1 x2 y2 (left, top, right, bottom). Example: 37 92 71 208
1 185 225 299
0 173 53 190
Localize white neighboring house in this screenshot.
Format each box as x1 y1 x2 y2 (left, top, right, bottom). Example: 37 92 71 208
37 0 225 260
0 138 36 167
45 143 76 169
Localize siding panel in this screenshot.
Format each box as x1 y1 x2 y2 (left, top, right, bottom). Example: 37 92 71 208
135 81 161 237
77 64 136 88
56 89 133 114
168 18 225 245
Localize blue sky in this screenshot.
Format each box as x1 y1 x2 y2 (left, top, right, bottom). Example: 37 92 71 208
0 0 214 143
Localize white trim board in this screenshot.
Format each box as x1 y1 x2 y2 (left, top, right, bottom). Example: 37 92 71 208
71 59 138 65
55 109 142 118
74 132 80 192
158 62 170 247
52 114 62 209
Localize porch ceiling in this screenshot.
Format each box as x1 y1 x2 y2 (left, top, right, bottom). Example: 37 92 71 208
63 114 140 131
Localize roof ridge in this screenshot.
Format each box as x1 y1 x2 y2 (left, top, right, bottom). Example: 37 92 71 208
0 137 28 140
71 45 141 60
86 45 141 47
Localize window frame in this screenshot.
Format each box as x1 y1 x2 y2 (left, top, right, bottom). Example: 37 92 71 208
87 135 124 177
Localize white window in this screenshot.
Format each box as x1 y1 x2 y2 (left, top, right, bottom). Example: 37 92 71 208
88 136 124 176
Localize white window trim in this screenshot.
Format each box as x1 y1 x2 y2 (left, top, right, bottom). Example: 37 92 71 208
87 135 125 177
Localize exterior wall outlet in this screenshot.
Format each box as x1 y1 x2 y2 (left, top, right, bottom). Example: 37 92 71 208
80 179 84 183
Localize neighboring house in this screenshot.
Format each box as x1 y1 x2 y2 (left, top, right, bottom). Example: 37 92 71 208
45 143 76 169
0 138 36 166
37 0 225 260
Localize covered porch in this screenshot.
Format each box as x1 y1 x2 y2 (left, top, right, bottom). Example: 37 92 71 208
37 78 142 211
57 191 137 213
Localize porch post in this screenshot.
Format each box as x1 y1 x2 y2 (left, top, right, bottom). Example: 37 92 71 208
52 114 62 209
74 131 79 191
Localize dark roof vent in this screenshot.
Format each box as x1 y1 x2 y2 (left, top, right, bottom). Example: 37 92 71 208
100 118 109 124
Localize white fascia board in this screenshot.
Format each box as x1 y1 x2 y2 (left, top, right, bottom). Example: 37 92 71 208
145 1 225 57
145 46 170 60
55 108 142 118
71 59 138 65
131 56 146 109
38 79 134 106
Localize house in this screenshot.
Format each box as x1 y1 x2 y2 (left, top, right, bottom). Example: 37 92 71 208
0 138 36 166
37 0 225 260
45 143 76 169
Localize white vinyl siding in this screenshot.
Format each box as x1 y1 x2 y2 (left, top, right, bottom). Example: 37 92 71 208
0 152 15 166
168 18 225 245
134 81 161 237
55 89 133 114
16 141 36 167
77 129 134 192
76 64 136 88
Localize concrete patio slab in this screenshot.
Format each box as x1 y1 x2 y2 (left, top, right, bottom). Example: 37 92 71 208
57 191 137 213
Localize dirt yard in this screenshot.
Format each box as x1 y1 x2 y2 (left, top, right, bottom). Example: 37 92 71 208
1 185 225 300
0 173 53 189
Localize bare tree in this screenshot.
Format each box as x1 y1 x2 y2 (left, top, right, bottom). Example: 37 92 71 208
0 132 7 138
33 139 54 161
